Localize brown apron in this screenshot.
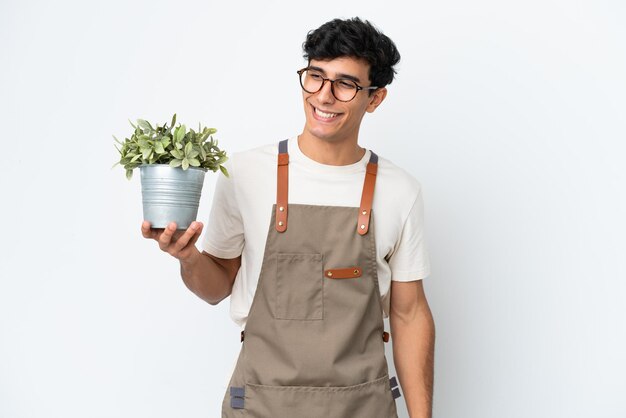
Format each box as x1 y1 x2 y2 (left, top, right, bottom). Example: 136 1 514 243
222 139 401 417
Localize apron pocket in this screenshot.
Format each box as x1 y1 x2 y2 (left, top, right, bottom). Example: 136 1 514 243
243 375 397 418
275 253 323 320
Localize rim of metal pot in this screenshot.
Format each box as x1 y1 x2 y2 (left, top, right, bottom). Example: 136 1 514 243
139 163 208 172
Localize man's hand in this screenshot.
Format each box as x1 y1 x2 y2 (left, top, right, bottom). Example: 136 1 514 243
141 220 240 305
141 220 203 262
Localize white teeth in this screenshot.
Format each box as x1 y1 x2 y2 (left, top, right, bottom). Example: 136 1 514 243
315 108 338 119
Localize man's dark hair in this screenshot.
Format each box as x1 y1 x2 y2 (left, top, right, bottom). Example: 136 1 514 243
302 17 401 89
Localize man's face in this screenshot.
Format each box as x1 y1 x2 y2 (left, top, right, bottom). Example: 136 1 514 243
301 56 386 144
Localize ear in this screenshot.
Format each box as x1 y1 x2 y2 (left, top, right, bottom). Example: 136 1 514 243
366 87 388 113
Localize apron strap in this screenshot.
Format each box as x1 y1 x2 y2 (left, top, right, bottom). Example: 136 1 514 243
275 139 378 235
275 139 289 232
357 151 378 235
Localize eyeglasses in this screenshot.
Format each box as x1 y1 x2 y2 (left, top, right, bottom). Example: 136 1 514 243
297 68 379 102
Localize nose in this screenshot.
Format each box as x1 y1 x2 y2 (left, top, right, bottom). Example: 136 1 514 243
316 79 336 104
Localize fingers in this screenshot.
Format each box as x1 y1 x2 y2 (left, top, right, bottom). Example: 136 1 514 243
171 222 204 254
188 224 203 247
158 222 178 250
141 220 159 240
150 221 203 260
142 220 203 260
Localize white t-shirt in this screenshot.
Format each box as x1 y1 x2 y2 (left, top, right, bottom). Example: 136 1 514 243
201 136 431 328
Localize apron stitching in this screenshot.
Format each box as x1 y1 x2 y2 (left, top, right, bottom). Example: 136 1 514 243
246 374 391 392
368 211 386 320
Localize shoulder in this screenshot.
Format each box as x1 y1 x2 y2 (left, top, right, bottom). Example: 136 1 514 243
229 141 278 166
375 153 424 204
224 141 278 178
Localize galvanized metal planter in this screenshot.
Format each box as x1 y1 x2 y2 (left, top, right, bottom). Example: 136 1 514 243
140 164 207 229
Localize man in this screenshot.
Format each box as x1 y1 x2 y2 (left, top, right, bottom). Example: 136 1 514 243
142 17 435 418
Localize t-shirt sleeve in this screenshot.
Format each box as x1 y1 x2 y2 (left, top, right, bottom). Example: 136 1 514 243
387 188 431 281
200 158 245 258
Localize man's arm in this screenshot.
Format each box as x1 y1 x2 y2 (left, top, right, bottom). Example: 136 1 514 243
389 280 435 418
180 250 241 305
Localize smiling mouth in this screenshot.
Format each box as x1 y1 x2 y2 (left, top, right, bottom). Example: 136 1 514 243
312 105 341 120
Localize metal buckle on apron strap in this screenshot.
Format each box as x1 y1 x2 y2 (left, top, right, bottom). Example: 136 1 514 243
229 386 245 409
390 376 402 399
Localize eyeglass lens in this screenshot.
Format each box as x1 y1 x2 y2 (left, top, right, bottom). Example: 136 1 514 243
299 70 359 102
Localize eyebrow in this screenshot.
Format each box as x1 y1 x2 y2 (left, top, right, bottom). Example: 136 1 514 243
308 65 362 83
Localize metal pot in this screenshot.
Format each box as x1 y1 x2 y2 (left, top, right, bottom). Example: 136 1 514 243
140 164 207 229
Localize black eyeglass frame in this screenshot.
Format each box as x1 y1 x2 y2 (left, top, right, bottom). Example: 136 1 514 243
297 68 379 102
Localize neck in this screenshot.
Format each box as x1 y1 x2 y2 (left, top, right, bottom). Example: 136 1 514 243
297 133 365 166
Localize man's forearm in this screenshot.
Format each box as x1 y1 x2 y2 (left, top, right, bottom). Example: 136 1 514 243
179 251 235 305
390 303 435 418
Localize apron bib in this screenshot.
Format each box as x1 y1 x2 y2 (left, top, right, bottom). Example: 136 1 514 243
222 139 400 417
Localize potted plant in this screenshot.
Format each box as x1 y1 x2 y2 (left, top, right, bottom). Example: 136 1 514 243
113 114 228 229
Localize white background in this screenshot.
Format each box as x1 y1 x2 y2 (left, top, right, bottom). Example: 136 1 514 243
1 0 625 417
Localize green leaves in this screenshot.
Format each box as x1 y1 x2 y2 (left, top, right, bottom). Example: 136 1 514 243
170 149 183 159
113 114 228 180
154 141 165 155
136 119 153 132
